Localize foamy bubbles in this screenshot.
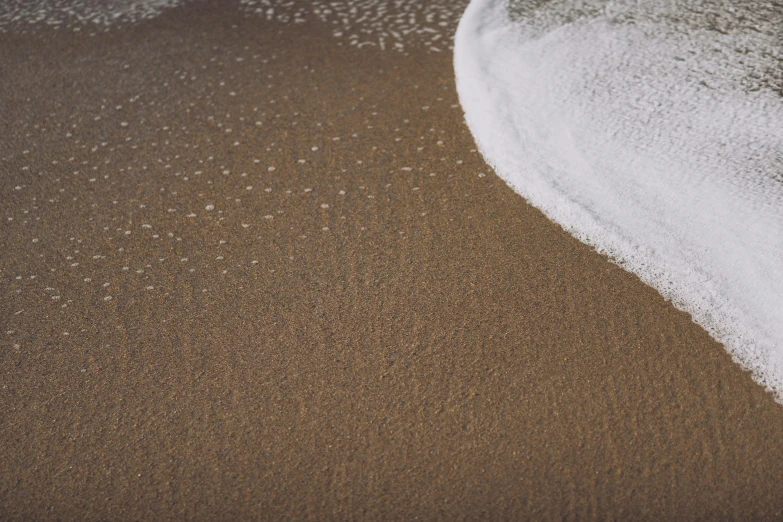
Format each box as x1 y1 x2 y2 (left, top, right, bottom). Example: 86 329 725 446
456 0 783 399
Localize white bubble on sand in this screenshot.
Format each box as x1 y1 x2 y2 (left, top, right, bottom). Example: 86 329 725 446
2 0 472 373
240 0 469 52
0 0 183 32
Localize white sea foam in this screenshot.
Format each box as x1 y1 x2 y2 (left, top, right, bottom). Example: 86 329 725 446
455 0 783 398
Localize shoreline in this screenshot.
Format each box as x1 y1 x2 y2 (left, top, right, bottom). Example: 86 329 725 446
2 2 783 519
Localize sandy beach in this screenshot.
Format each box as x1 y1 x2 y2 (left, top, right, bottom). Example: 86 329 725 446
2 1 783 519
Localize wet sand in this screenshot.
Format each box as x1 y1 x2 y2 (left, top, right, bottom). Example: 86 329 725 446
2 2 783 519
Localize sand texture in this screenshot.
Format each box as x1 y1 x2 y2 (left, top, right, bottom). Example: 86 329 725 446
2 2 783 519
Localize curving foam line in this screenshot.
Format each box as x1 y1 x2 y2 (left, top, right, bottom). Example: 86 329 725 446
454 0 783 400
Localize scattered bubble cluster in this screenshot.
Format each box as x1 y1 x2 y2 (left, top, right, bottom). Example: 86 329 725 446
0 0 184 33
1 0 485 350
241 0 468 52
0 0 469 54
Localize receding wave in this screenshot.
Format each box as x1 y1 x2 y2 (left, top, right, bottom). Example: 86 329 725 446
454 0 783 399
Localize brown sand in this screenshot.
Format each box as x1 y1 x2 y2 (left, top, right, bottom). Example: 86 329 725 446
2 2 783 519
